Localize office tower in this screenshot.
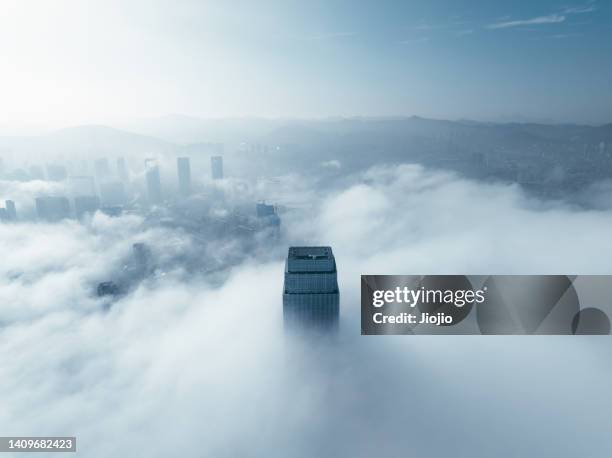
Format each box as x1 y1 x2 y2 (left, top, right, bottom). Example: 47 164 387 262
46 164 68 181
94 158 111 180
256 202 280 237
283 246 339 331
5 200 17 221
211 156 223 180
99 181 126 206
133 242 154 277
117 157 129 182
177 157 191 196
74 196 100 219
69 176 98 220
100 206 122 217
256 202 275 218
0 208 7 221
145 158 162 205
97 281 120 297
35 196 71 222
69 175 96 197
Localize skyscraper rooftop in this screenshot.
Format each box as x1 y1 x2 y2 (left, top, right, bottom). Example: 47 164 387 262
286 246 336 274
283 246 339 330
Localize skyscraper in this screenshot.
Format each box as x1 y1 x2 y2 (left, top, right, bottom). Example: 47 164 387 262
74 196 100 219
117 157 129 183
211 156 223 180
283 246 339 331
94 158 111 180
35 196 71 222
256 202 276 218
256 202 281 237
133 242 154 277
4 200 16 221
69 175 96 197
177 157 191 197
99 181 126 206
145 158 162 205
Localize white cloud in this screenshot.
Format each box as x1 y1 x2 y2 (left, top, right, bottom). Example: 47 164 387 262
320 159 341 169
562 5 596 14
2 164 612 457
487 13 566 29
487 3 596 30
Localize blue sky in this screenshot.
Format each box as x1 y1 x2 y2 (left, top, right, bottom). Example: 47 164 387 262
0 0 610 125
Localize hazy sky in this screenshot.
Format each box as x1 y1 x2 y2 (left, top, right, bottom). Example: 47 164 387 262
1 0 611 126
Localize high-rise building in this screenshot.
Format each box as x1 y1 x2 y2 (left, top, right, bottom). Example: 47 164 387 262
5 200 16 221
35 196 71 222
211 156 223 180
117 157 129 182
177 157 191 196
74 196 100 219
100 206 123 217
94 158 111 180
133 242 154 277
69 175 96 197
256 202 276 218
145 158 162 205
256 202 280 237
99 181 126 206
97 281 120 297
283 246 339 331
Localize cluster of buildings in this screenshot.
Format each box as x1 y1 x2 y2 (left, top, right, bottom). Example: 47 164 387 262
2 153 338 332
0 154 230 222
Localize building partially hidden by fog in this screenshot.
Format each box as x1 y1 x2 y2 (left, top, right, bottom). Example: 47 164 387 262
100 181 126 206
94 158 111 180
283 246 339 331
117 157 129 183
133 242 154 277
0 200 16 222
177 157 191 196
256 202 281 238
4 200 16 221
211 156 223 180
36 196 71 222
74 196 100 219
145 158 163 205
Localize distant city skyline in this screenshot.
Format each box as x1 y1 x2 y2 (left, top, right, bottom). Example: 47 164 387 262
1 0 611 127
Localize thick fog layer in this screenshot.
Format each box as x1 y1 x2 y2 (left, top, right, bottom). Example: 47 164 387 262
1 164 611 457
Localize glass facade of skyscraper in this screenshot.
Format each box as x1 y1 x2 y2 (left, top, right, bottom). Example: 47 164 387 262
283 246 339 331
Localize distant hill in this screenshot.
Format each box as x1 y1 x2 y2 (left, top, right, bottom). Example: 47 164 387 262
0 125 176 160
118 114 285 144
1 117 610 171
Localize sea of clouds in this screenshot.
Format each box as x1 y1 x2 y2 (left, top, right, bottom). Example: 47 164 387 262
1 164 611 457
